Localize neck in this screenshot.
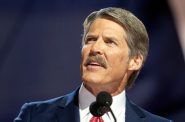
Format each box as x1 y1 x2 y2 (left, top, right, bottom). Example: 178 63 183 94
83 81 126 96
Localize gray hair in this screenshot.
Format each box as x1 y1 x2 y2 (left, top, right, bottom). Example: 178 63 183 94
82 7 149 88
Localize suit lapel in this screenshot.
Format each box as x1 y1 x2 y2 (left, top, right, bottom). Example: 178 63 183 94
125 97 146 122
55 88 80 122
53 88 146 122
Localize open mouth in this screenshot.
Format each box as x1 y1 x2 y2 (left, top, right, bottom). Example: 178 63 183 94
87 62 102 67
84 55 107 69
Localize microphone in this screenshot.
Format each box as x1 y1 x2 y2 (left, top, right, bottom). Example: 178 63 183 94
89 91 117 122
96 91 112 107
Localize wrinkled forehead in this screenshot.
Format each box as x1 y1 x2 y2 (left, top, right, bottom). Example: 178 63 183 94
88 18 126 38
85 15 127 32
82 16 128 44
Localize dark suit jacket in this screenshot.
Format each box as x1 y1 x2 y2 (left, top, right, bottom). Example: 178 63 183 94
14 88 172 122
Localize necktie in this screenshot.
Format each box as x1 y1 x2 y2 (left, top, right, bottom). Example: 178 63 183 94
90 116 104 122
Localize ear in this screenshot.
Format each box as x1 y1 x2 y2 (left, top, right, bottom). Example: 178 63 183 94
128 54 143 71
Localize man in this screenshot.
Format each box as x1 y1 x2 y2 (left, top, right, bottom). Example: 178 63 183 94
14 7 172 122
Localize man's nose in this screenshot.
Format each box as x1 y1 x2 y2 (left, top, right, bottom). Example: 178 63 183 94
90 39 104 55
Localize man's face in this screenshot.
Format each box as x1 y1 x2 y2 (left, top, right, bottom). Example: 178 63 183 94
80 18 132 91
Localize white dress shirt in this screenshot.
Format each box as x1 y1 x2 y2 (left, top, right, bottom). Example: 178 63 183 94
79 84 126 122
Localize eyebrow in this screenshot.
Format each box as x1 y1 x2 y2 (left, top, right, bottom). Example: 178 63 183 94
103 34 119 42
85 33 97 37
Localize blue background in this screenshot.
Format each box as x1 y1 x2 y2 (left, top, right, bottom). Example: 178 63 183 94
0 0 185 121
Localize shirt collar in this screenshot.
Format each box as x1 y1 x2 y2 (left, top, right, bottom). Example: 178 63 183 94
79 84 96 119
110 89 126 116
78 84 126 118
79 84 96 110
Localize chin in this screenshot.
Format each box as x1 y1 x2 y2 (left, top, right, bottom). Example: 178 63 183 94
82 75 105 85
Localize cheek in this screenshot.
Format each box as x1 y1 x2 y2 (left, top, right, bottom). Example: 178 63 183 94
81 47 89 64
80 49 86 75
108 52 129 71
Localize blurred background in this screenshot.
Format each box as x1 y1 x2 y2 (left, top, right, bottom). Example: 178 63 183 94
0 0 185 121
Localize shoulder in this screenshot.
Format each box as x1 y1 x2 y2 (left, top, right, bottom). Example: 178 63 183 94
128 100 173 122
22 88 78 111
23 95 65 111
14 90 78 122
14 96 63 122
139 106 172 122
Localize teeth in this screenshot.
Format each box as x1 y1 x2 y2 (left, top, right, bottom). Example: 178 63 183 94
89 62 100 66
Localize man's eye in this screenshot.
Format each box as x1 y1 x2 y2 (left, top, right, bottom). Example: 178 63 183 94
85 37 96 44
105 39 115 44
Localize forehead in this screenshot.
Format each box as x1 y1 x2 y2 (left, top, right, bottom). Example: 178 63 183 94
86 18 127 38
